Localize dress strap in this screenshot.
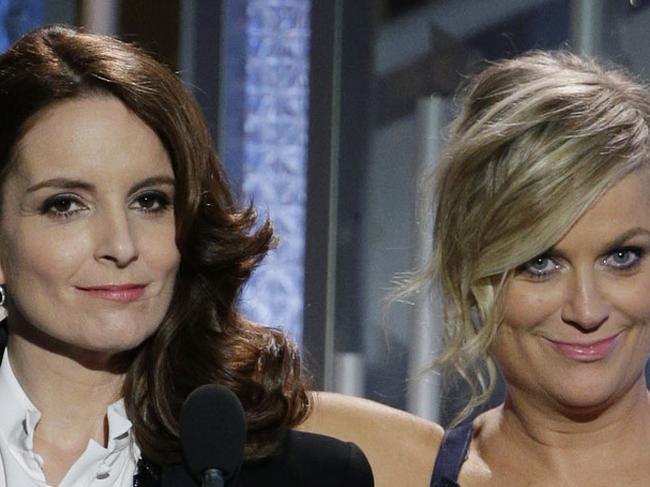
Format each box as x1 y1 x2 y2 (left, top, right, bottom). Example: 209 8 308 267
429 422 473 487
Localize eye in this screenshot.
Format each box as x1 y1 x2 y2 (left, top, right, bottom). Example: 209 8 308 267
130 190 172 213
40 194 86 219
602 247 644 270
519 254 560 279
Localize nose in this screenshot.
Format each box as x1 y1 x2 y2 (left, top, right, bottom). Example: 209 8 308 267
561 268 610 332
94 208 139 268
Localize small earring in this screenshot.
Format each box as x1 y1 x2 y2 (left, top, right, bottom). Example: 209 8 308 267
0 286 7 321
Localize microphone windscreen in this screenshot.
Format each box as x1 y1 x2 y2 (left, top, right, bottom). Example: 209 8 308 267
180 384 246 481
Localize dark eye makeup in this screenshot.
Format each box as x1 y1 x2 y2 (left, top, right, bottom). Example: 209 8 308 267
40 193 86 219
130 190 173 213
38 188 173 220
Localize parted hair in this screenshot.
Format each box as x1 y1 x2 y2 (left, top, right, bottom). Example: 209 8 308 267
419 51 650 422
0 25 310 464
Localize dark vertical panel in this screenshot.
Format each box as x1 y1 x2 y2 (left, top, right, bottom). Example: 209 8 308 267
219 0 246 190
119 0 180 70
334 0 376 353
383 0 428 18
192 1 222 152
43 0 77 25
303 0 340 389
304 0 378 386
176 1 231 184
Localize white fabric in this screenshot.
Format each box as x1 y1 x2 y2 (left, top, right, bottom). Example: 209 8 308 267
0 350 140 486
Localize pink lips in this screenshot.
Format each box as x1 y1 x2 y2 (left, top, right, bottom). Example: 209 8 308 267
547 333 621 362
77 284 146 303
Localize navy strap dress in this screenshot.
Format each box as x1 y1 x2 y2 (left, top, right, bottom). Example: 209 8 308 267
429 422 473 487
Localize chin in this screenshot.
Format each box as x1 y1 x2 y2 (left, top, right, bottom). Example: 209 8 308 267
81 319 161 353
547 376 639 419
27 315 160 359
6 301 167 359
60 329 156 370
81 333 153 354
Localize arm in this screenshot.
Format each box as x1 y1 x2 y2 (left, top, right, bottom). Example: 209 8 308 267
297 392 443 487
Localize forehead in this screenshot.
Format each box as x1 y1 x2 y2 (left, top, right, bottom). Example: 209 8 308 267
554 168 650 252
13 95 173 184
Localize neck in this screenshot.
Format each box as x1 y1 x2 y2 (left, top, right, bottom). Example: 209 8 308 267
7 332 126 448
477 378 650 482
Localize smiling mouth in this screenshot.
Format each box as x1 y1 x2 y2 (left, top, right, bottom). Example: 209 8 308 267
545 333 622 362
76 284 147 302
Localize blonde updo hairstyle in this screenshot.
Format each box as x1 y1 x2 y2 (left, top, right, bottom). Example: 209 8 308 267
425 51 650 423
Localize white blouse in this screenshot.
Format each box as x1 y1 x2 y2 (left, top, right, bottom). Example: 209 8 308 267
0 350 140 486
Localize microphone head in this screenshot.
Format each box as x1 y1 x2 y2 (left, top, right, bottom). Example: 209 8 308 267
180 384 246 481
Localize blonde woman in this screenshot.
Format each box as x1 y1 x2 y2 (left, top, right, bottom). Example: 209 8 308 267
303 51 650 487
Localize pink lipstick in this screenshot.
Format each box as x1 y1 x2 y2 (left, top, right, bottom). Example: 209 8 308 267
547 333 621 362
77 284 146 302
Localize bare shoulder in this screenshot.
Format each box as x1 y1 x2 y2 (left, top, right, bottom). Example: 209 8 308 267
297 392 443 487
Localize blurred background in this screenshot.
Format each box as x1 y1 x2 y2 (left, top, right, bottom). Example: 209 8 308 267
2 0 649 426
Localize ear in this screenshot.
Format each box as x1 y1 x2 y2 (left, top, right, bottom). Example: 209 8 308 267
0 243 8 286
0 253 6 285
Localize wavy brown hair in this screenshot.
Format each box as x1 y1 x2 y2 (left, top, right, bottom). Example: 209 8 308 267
0 25 310 464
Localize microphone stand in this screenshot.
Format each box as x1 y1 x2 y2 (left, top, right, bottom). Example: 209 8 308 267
202 468 225 487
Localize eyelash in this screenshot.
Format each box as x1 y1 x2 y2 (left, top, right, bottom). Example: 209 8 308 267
601 247 645 271
131 190 172 214
40 190 172 219
519 255 559 280
520 246 645 280
40 193 86 219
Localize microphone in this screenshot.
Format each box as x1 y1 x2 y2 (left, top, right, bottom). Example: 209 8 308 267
180 384 246 487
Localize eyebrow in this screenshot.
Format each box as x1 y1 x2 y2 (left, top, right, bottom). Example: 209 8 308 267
602 227 650 249
549 226 650 257
26 175 176 195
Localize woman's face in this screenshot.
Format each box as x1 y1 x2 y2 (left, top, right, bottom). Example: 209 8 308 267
0 96 180 357
494 168 650 412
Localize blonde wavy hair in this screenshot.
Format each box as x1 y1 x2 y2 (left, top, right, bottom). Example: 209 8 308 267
415 51 650 423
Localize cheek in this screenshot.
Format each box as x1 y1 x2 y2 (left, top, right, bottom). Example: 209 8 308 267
492 281 566 375
605 273 650 322
3 225 90 286
501 280 566 331
141 223 180 276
